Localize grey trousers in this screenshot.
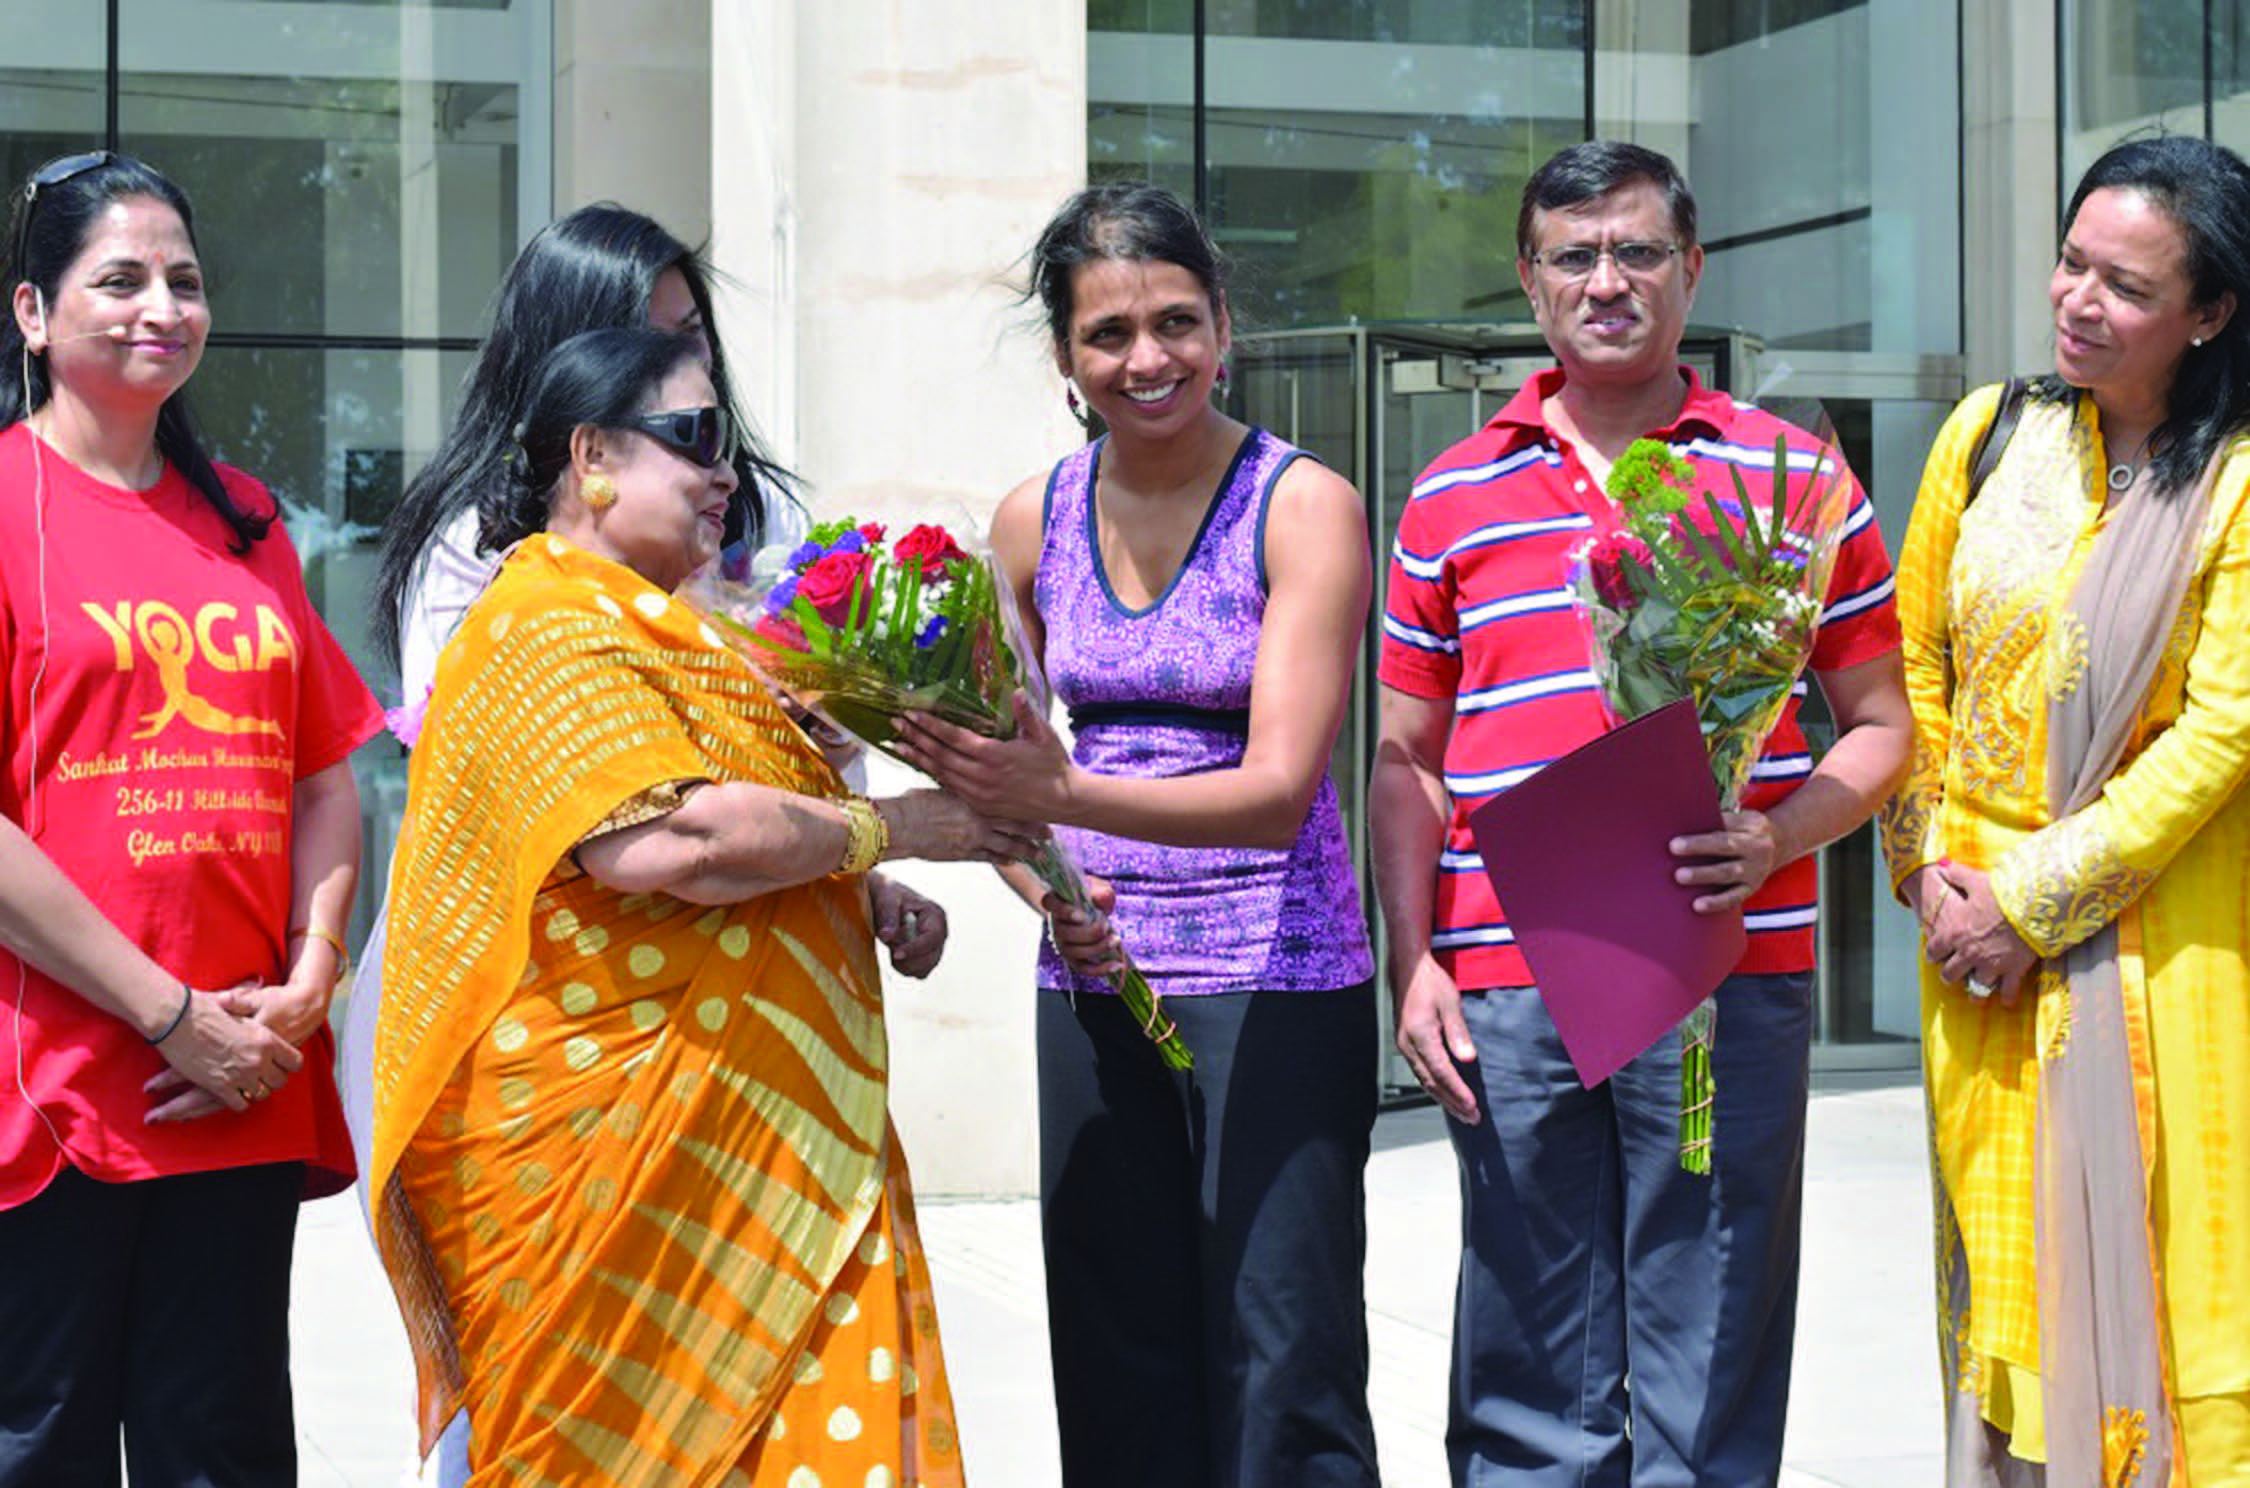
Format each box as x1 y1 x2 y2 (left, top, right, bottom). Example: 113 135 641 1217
1445 972 1815 1488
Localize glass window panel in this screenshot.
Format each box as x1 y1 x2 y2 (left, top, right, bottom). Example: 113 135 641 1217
193 345 474 695
1689 0 1859 54
2066 0 2206 135
1092 0 1193 32
1090 102 1199 202
1092 5 1585 325
0 2 107 184
187 343 475 942
1215 1 1579 47
117 0 534 339
2227 5 2250 99
1596 1 1959 360
1208 116 1580 326
2061 0 2214 188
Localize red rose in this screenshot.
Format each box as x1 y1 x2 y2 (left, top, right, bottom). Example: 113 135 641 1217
797 549 873 623
1587 531 1652 609
753 611 806 650
892 522 968 581
856 522 888 544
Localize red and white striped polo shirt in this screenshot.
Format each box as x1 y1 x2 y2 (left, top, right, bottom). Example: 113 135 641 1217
1378 367 1902 990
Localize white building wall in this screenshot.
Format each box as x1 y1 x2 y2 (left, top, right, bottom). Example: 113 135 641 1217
710 0 1087 1195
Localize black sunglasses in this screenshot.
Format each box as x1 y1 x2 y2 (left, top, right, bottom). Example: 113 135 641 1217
13 150 116 271
623 405 732 469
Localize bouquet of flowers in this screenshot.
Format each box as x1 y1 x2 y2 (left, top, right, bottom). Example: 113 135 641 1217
692 516 1194 1071
1568 430 1853 1171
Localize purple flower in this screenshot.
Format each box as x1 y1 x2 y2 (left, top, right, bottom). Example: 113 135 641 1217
831 530 867 555
384 687 432 749
765 574 799 614
915 615 948 648
787 540 822 568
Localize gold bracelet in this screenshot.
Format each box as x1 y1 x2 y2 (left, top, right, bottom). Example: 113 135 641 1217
290 925 350 990
837 797 889 875
290 924 348 962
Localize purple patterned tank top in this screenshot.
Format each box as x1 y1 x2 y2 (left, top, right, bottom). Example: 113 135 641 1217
1033 427 1374 996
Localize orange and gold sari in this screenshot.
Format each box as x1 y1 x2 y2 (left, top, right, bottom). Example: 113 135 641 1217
370 534 963 1488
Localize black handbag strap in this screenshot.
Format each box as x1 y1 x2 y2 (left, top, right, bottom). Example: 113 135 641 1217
1964 376 2030 510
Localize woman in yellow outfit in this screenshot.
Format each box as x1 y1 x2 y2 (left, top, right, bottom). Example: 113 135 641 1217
370 326 1038 1486
1883 135 2250 1486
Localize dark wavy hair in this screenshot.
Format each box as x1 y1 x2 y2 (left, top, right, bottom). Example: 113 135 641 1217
1514 139 1698 259
2034 134 2250 495
1025 182 1230 347
1 151 268 552
484 327 707 550
373 203 795 664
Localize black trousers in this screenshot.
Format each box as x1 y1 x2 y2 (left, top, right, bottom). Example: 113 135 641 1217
0 1162 303 1488
1038 983 1381 1488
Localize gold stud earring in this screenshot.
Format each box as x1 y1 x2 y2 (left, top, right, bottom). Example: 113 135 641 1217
583 473 618 511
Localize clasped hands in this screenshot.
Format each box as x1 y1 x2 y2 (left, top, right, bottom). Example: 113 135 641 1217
1907 860 2037 1004
143 971 329 1125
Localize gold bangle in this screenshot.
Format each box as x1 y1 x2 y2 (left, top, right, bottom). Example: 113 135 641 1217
290 925 350 990
837 797 889 875
290 924 348 962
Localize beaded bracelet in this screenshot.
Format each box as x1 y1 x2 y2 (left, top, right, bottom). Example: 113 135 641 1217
146 984 192 1046
837 797 889 875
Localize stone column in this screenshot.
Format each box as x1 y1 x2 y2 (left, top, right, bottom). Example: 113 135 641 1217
554 0 714 238
713 0 1087 1195
1962 0 2060 382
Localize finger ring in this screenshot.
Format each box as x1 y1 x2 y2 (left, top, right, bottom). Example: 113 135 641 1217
1966 977 1995 999
900 909 921 939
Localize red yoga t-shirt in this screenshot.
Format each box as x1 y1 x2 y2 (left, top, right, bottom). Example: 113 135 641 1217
0 423 383 1208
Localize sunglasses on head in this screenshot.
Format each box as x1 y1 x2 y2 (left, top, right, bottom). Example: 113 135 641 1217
13 150 116 271
623 406 731 469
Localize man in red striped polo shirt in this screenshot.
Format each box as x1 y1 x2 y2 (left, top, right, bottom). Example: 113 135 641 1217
1371 140 1912 1488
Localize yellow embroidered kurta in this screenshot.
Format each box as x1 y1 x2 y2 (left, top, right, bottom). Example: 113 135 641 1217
371 536 963 1488
1882 386 2250 1469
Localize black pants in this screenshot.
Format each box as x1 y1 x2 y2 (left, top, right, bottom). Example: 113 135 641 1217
0 1162 303 1488
1038 984 1381 1488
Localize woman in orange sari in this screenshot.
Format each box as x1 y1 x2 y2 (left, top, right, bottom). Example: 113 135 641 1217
371 326 1037 1486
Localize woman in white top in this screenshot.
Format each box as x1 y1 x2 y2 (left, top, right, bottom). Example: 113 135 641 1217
374 203 802 704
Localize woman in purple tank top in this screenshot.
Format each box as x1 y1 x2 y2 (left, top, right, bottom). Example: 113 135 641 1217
899 184 1380 1488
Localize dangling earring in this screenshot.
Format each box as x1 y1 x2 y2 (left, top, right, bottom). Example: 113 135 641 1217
1064 382 1083 418
584 473 618 511
1215 363 1231 393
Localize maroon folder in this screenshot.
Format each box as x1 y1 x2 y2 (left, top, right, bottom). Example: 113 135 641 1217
1466 698 1746 1088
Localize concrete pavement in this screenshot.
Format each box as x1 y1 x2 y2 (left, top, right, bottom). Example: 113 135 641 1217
288 1075 1943 1486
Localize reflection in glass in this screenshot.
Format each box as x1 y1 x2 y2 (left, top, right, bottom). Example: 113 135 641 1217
1092 3 1585 326
2067 0 2206 133
2061 0 2221 187
185 341 477 940
194 346 474 694
0 4 106 183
